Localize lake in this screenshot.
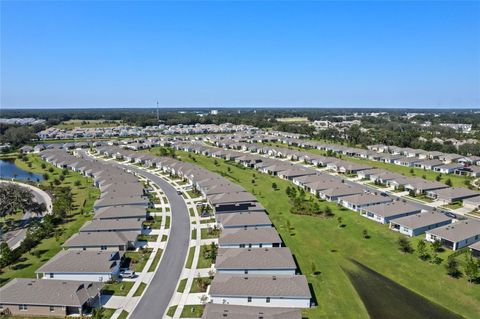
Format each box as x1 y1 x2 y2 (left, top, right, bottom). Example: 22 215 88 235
0 159 43 182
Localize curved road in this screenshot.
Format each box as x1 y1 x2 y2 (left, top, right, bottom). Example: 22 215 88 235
1 180 53 248
81 153 190 319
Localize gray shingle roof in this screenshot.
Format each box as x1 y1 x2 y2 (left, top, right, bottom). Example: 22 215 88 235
209 274 311 298
219 228 282 245
0 279 103 306
216 247 296 270
362 201 421 218
63 231 138 248
390 211 452 229
201 304 301 319
427 219 480 242
36 250 121 274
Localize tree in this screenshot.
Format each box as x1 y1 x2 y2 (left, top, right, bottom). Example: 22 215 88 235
74 180 81 187
311 262 317 275
430 241 442 264
0 184 36 217
1 126 35 147
337 216 343 228
416 240 428 260
325 206 333 217
464 253 479 283
435 174 442 182
271 182 277 190
0 242 16 267
445 178 452 187
445 258 460 278
398 237 413 253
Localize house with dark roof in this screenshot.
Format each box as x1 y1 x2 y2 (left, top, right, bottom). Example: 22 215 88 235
464 196 480 211
426 219 480 250
0 279 103 317
389 211 453 237
208 274 311 308
63 231 138 251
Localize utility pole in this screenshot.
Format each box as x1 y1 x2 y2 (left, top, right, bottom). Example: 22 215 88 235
156 101 159 122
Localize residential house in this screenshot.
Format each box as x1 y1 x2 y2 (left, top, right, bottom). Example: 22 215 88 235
35 251 122 282
201 304 301 319
339 193 392 212
390 211 453 237
426 187 479 204
0 279 102 317
219 228 282 248
208 274 311 308
215 247 296 275
426 219 480 250
360 201 422 224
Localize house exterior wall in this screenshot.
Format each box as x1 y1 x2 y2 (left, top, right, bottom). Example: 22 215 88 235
218 243 276 249
209 296 310 308
215 269 296 275
1 304 70 317
392 219 453 237
41 271 118 282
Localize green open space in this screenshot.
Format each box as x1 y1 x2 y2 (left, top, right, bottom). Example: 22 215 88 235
200 227 220 239
133 282 147 297
102 281 135 296
54 119 123 129
117 310 129 319
197 245 214 269
185 247 195 269
177 278 187 293
180 305 204 318
190 276 212 293
124 248 152 272
147 249 163 272
0 154 100 286
137 234 158 242
170 149 479 319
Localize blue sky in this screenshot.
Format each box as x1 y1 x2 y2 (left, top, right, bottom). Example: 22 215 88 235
1 0 479 109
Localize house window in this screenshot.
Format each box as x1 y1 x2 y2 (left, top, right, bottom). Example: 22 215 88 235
266 297 271 303
19 304 28 311
247 297 252 303
244 270 248 274
101 246 107 250
49 273 54 278
50 306 55 312
239 244 245 248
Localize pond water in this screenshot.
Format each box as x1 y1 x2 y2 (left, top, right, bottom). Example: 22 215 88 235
0 159 43 182
344 259 463 319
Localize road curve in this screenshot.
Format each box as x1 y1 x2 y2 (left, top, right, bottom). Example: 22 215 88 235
84 155 191 319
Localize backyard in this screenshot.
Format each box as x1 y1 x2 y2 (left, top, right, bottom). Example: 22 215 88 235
172 149 480 319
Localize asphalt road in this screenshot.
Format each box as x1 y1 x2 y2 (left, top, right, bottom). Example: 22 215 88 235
1 180 53 248
83 154 191 319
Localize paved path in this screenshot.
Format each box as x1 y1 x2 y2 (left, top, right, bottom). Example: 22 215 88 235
0 180 53 248
85 155 191 319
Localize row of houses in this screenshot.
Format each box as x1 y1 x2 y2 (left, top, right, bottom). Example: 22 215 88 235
36 123 258 140
94 146 310 318
173 140 480 253
0 149 150 317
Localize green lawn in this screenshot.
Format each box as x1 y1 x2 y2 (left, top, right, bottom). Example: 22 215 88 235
124 248 153 272
187 190 202 198
133 282 147 297
166 305 177 317
117 310 129 319
191 229 197 240
197 245 214 269
189 207 195 217
185 247 195 269
165 216 171 229
147 249 163 272
200 228 220 239
54 119 123 129
0 154 100 286
181 305 204 318
190 277 212 293
161 234 168 242
137 234 159 242
177 278 188 293
102 281 135 296
172 150 480 319
200 218 216 224
442 202 464 210
143 215 162 229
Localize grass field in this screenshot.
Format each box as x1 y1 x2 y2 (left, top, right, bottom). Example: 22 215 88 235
276 117 310 123
54 119 123 129
133 282 147 297
170 149 480 319
181 305 204 318
0 154 100 286
148 249 163 272
102 281 135 296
